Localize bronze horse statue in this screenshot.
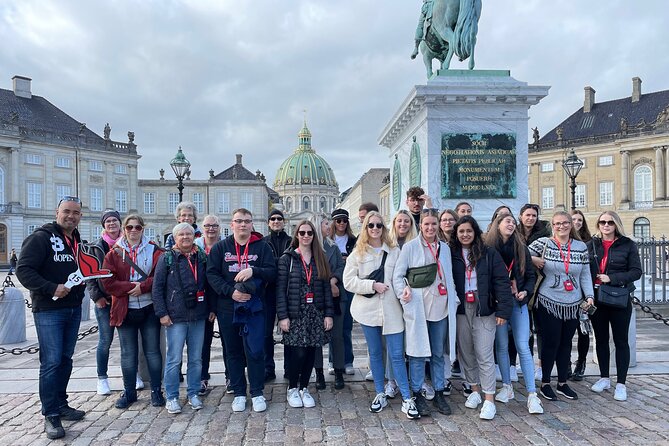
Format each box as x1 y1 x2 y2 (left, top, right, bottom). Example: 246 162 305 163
418 0 482 78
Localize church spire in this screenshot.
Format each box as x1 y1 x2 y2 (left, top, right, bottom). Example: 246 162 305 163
297 111 313 152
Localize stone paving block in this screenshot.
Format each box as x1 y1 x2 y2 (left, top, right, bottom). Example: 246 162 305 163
325 425 345 438
303 428 322 443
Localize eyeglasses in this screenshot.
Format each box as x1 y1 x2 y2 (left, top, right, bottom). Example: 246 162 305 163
269 217 284 222
367 222 384 229
125 225 143 231
203 224 220 229
598 220 616 226
233 219 252 224
441 218 456 224
58 196 81 206
297 230 314 237
552 221 571 227
335 218 348 224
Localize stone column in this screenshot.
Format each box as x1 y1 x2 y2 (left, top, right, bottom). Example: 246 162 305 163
665 146 669 202
655 146 665 200
9 147 20 200
620 151 630 203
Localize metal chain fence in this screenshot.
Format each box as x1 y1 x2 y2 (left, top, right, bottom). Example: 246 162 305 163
633 297 669 326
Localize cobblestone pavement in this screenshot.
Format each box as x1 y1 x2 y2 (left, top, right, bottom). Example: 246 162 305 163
1 374 669 445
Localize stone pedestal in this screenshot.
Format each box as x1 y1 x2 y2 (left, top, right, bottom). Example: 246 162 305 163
379 70 550 226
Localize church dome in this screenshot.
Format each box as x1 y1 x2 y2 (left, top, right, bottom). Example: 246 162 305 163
274 121 338 188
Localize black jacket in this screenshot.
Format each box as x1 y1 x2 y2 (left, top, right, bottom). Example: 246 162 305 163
206 232 277 314
267 230 292 263
16 222 86 312
496 239 537 307
85 237 113 303
451 246 514 320
587 236 642 288
275 249 334 321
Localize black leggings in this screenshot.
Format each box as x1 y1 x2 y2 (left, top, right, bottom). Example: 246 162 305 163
287 346 316 390
591 301 632 384
537 304 578 384
576 329 589 363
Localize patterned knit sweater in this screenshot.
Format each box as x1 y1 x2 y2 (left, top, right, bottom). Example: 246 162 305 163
528 237 594 320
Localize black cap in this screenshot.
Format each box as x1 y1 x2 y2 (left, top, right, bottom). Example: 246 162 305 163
331 208 349 220
268 209 284 221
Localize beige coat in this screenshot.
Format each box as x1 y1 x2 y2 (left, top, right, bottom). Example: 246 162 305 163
343 243 404 335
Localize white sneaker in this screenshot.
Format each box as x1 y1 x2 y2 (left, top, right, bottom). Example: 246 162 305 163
510 366 519 382
495 383 515 403
527 392 544 414
369 392 387 413
534 367 542 382
384 380 398 398
300 388 315 408
287 388 303 408
252 395 267 412
166 398 182 414
135 374 145 390
365 370 374 381
591 377 611 393
345 365 355 375
614 383 627 401
328 363 335 375
495 365 502 381
421 382 435 401
401 398 420 419
97 378 111 395
188 395 203 410
465 391 482 409
231 396 246 412
479 400 496 420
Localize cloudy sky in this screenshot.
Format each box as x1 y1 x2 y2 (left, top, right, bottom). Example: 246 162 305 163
2 0 668 191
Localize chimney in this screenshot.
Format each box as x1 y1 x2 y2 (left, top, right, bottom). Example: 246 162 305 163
632 77 642 103
236 154 242 165
12 75 32 99
583 86 595 113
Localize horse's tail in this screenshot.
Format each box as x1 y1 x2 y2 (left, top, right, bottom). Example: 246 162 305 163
453 0 481 61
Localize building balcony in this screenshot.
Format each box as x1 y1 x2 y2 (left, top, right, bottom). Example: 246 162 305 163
630 201 654 210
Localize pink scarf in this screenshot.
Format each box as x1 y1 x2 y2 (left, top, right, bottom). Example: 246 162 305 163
103 231 121 248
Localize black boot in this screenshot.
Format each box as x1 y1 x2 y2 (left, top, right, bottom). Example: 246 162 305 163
572 360 585 381
44 416 65 440
115 390 138 409
334 369 345 390
433 392 451 415
566 361 573 380
413 391 431 417
151 387 165 407
315 368 326 390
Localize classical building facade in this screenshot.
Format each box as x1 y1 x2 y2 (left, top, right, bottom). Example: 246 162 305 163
529 77 669 238
338 167 389 233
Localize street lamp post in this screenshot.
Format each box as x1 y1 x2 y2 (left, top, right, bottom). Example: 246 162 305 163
170 146 191 202
562 148 584 210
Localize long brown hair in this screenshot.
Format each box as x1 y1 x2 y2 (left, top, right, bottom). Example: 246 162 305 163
570 209 592 242
450 216 485 268
290 220 331 280
485 214 526 275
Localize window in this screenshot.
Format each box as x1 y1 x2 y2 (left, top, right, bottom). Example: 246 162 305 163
575 184 586 208
56 185 72 206
241 192 253 212
541 187 554 209
303 196 310 211
217 192 230 214
144 192 156 214
91 225 103 240
634 165 652 203
55 157 71 168
223 228 230 237
115 190 127 213
90 188 103 212
169 193 180 214
541 162 554 172
599 155 613 166
144 227 157 242
27 224 39 235
285 197 293 213
115 164 127 174
599 182 613 206
89 160 103 171
27 182 42 208
633 217 650 240
25 153 42 165
320 196 327 212
193 193 204 214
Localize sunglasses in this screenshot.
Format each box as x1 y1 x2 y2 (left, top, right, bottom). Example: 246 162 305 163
367 223 384 229
335 218 348 224
58 196 81 206
203 224 220 229
297 230 314 237
269 217 284 222
125 224 143 231
233 219 252 224
598 220 616 226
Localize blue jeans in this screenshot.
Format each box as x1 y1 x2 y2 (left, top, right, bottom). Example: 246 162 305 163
117 305 163 393
342 291 354 366
495 302 536 392
408 318 447 392
33 306 82 416
165 320 205 400
94 303 115 379
361 325 411 400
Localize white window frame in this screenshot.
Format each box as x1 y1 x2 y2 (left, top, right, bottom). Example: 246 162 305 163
144 192 156 214
217 192 230 214
599 182 613 206
598 155 613 166
193 193 205 214
541 187 554 210
56 185 72 206
25 153 42 165
115 190 127 213
540 162 554 173
574 184 586 208
89 160 103 172
55 156 71 168
90 187 103 212
241 192 253 212
114 164 128 175
634 165 653 203
27 224 39 235
27 182 42 208
144 227 157 242
169 193 180 214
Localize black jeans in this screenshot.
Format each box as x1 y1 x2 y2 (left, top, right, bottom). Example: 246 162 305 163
591 300 632 384
537 304 578 384
287 346 316 389
264 292 277 376
218 310 265 397
117 305 163 393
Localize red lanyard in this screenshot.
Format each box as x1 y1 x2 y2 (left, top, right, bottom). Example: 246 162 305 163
298 249 313 286
128 245 139 277
235 242 249 270
554 238 571 275
462 249 473 287
505 259 514 278
426 240 443 280
186 252 198 283
63 236 79 262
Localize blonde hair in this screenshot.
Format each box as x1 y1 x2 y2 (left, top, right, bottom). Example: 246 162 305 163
594 211 627 238
389 210 417 245
354 211 395 257
551 211 581 241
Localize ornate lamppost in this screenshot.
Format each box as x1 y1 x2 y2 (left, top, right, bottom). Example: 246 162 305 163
562 148 584 210
170 146 191 202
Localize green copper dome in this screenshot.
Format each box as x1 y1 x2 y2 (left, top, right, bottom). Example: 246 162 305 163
274 121 338 188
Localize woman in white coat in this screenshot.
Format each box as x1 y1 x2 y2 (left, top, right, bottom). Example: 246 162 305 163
392 210 458 417
343 212 419 419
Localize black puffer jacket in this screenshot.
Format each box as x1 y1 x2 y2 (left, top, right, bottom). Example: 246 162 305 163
587 236 642 288
276 249 334 321
451 246 513 320
496 239 537 307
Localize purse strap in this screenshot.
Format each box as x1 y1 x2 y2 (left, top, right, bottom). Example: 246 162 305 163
114 247 149 281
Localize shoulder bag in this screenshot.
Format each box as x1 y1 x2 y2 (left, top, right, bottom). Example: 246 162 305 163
592 239 631 309
362 251 388 298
